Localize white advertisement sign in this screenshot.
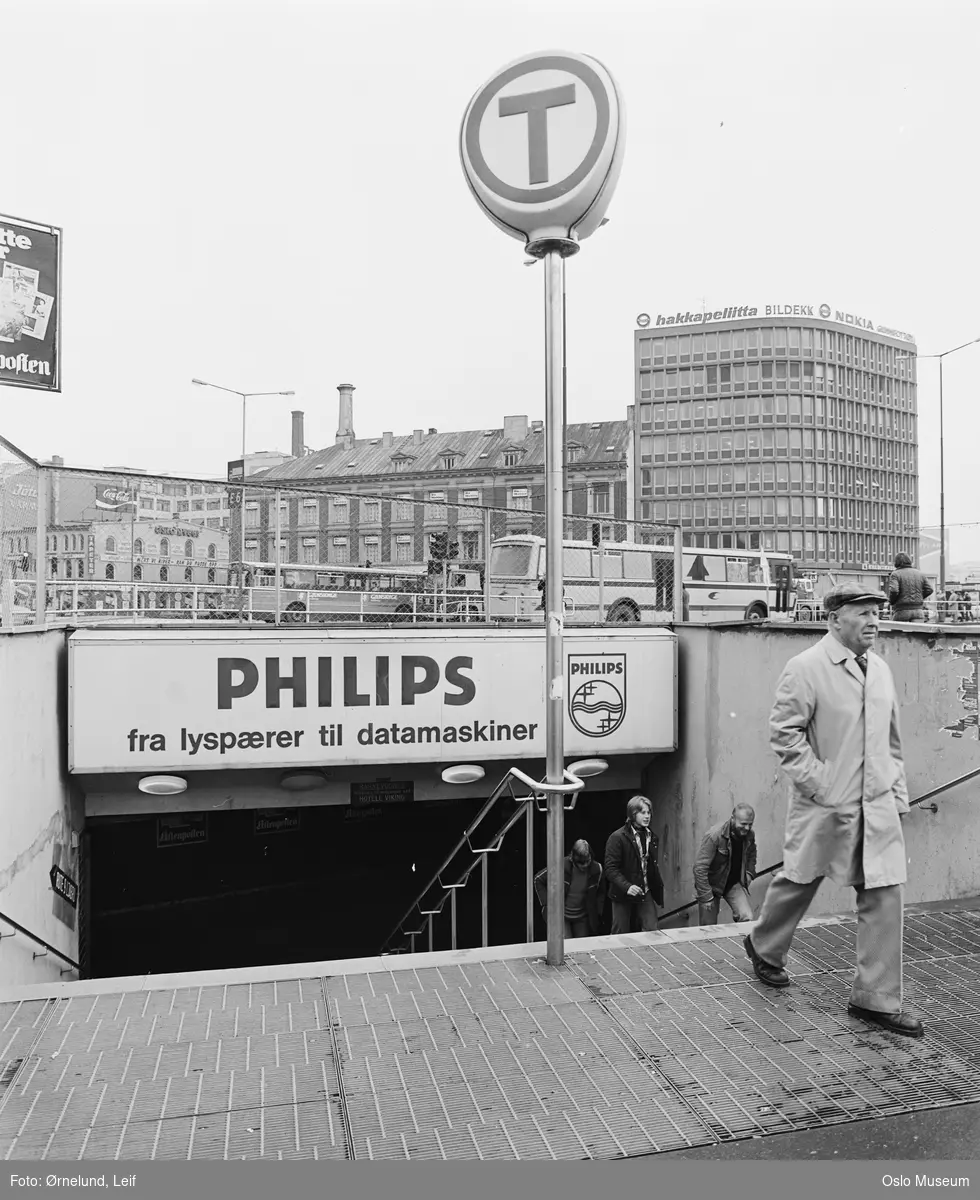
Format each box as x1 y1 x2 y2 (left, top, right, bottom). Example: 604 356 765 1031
68 629 676 773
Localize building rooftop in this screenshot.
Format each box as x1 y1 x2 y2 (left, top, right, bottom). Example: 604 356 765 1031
254 420 630 483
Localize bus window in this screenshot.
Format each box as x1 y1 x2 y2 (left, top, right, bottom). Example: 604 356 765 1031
726 558 749 583
489 543 536 578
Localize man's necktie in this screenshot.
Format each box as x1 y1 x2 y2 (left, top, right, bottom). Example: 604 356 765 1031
855 654 868 676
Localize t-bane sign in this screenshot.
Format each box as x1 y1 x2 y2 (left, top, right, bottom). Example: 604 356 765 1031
460 51 625 251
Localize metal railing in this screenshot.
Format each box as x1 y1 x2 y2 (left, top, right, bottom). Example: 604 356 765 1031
659 764 980 926
380 764 598 956
0 909 79 975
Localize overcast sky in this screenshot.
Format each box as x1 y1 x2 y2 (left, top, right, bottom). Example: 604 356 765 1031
1 0 978 557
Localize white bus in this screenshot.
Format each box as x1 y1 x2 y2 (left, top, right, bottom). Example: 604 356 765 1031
243 560 485 624
679 546 796 621
487 534 795 624
488 534 679 624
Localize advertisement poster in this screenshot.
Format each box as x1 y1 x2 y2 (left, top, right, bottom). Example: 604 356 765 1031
0 213 61 391
67 628 678 772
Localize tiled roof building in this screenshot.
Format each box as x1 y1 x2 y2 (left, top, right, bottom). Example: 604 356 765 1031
239 388 632 568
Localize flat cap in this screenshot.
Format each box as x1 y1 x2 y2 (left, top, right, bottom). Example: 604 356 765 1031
823 581 887 613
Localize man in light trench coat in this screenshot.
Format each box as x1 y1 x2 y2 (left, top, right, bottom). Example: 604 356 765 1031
743 581 924 1037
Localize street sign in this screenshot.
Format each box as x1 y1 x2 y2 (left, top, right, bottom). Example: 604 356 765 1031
460 50 625 252
49 865 78 907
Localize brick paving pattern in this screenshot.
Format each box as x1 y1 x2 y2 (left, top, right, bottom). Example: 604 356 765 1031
3 909 980 1160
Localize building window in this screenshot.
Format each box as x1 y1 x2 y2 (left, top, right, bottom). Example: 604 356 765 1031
503 451 521 467
185 567 193 582
442 455 460 471
133 565 142 581
395 494 414 521
331 537 349 564
509 487 531 512
105 536 116 553
426 491 447 521
394 535 413 563
461 530 481 561
133 538 143 555
245 502 259 528
207 568 215 583
184 539 194 558
159 566 168 582
360 535 380 564
159 537 170 557
105 564 115 580
330 497 349 524
361 499 381 524
177 501 189 512
302 537 318 565
156 499 170 511
207 543 216 559
589 483 611 515
299 499 319 526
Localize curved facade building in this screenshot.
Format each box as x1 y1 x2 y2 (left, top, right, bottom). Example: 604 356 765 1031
632 304 919 571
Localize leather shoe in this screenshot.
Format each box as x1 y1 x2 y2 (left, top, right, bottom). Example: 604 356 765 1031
743 935 789 988
847 1005 924 1038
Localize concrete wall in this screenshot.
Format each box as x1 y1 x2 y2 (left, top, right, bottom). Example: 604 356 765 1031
0 629 82 984
648 623 980 926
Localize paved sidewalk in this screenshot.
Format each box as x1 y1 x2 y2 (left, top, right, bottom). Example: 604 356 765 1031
2 906 980 1160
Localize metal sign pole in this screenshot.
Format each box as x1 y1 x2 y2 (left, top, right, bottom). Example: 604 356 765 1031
460 48 625 968
34 467 47 628
543 248 566 967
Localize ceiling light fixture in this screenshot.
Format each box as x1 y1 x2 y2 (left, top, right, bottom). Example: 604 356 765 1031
138 775 188 796
441 764 486 785
279 770 326 792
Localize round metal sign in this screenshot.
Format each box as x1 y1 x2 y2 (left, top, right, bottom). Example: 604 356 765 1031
460 50 625 251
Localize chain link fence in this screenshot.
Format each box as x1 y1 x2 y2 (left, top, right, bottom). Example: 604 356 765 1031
0 456 682 627
0 435 41 629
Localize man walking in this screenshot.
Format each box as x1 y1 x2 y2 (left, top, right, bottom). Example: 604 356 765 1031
743 581 923 1037
533 840 605 938
694 805 757 925
887 552 933 622
604 796 664 934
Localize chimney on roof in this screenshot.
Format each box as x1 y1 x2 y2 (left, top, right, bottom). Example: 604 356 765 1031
382 431 393 448
530 419 543 434
336 383 355 449
413 429 423 444
503 415 529 442
291 411 304 459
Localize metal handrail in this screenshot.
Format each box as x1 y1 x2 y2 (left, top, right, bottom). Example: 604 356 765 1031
0 909 80 974
659 764 980 925
380 764 592 955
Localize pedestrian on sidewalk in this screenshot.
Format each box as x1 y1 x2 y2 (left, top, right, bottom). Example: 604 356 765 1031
533 840 605 938
743 580 924 1038
887 552 932 622
694 805 758 925
604 796 664 934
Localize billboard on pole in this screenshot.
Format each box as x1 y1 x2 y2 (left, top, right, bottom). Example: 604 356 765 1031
0 213 61 392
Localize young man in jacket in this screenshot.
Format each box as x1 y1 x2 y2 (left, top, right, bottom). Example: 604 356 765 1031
533 840 605 937
887 552 933 622
743 581 923 1038
604 795 664 934
694 805 757 925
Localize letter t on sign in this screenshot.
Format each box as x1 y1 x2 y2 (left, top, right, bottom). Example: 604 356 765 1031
498 84 576 185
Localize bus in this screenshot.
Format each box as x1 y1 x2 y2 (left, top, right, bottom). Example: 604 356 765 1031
487 534 678 624
679 545 795 621
486 534 795 624
242 561 431 623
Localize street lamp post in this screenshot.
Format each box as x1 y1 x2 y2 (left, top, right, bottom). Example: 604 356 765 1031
907 338 980 608
190 379 295 598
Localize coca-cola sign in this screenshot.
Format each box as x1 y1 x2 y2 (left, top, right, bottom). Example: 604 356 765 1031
95 486 136 510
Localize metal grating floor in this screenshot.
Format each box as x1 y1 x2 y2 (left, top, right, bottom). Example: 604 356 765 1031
3 909 980 1160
